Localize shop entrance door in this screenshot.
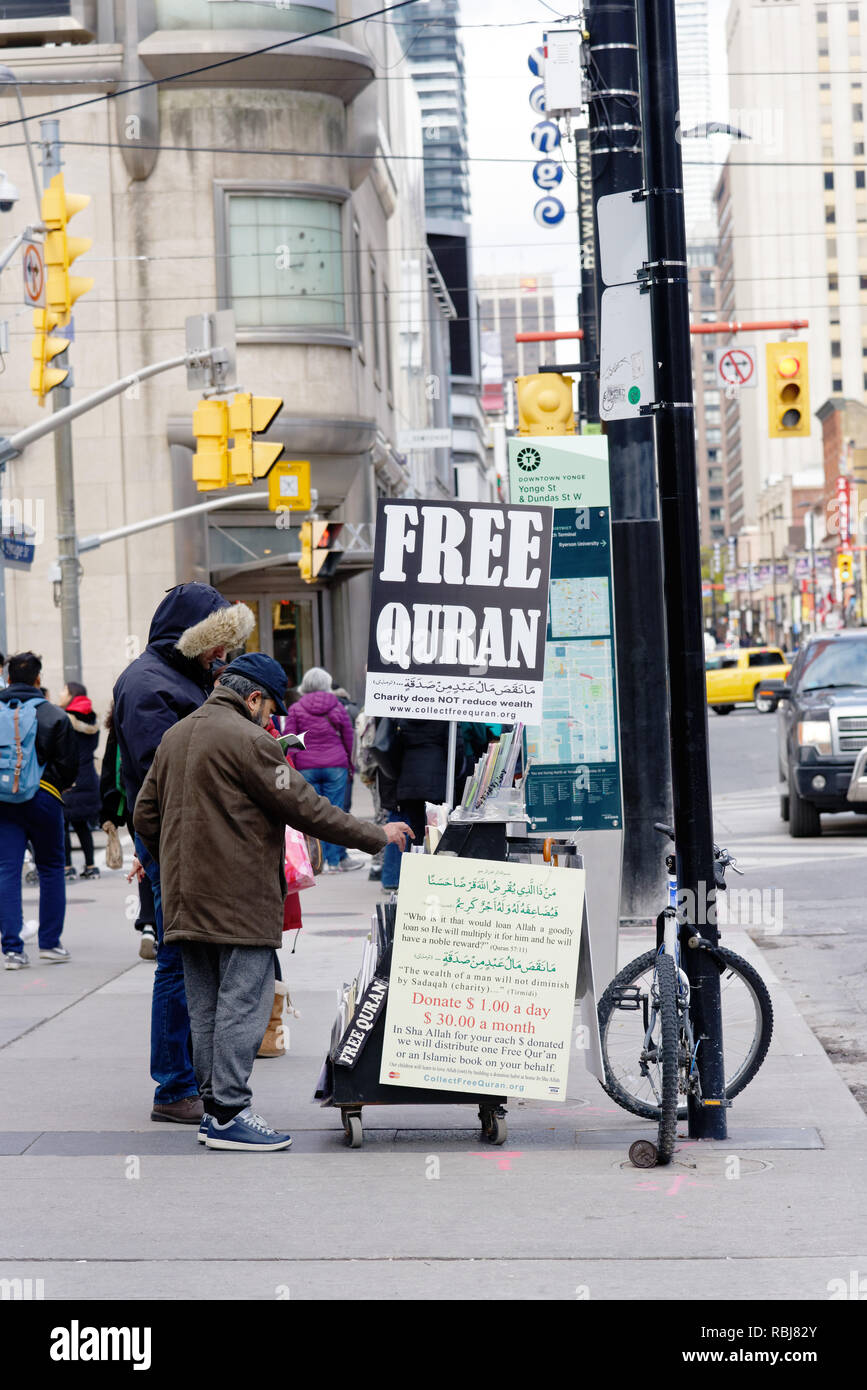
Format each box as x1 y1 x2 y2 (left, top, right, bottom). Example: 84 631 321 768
219 583 319 692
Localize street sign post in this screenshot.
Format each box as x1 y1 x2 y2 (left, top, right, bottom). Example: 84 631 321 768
268 460 312 513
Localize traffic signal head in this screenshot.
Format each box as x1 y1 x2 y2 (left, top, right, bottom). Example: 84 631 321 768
766 341 810 438
41 173 93 324
228 393 284 485
298 520 343 583
30 307 69 404
838 552 854 584
192 398 229 491
516 372 575 435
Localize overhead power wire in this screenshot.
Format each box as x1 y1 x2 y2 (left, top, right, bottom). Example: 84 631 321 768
0 0 427 131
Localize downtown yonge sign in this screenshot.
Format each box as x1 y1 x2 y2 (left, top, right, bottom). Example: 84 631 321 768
364 499 554 724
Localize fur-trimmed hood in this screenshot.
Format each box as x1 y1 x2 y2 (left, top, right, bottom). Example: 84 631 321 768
146 584 255 666
176 603 255 660
67 711 99 735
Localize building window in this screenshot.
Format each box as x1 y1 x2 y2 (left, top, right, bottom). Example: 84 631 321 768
857 170 867 188
855 104 864 122
225 191 346 330
832 340 842 356
824 171 834 190
856 142 866 155
827 237 838 258
834 377 844 391
826 207 836 223
829 273 839 292
369 259 381 385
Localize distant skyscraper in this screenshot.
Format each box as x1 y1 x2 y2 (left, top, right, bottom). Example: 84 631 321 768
407 0 471 220
676 0 714 231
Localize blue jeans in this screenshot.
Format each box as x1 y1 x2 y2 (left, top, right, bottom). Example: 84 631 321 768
0 788 66 954
135 834 198 1106
298 767 349 867
382 800 426 889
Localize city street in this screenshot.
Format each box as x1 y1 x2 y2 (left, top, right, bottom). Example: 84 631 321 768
2 740 867 1303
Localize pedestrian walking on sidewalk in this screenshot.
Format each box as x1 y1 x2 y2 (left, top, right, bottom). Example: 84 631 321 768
59 682 102 881
113 583 255 1126
0 652 78 968
133 652 413 1152
281 667 358 873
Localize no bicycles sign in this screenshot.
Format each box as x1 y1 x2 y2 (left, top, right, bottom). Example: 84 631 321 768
715 345 757 389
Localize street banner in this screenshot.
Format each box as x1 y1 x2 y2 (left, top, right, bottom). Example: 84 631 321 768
508 435 623 833
379 853 601 1099
364 498 553 723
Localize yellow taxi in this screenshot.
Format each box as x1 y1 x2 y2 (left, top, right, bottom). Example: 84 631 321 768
706 646 791 715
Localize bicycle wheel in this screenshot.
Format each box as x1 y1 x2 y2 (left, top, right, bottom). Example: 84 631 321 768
598 944 774 1121
653 953 679 1164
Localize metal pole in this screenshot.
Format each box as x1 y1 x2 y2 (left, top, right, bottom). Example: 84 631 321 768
445 720 457 813
637 0 726 1139
586 0 672 924
575 124 599 423
40 119 82 684
78 490 270 552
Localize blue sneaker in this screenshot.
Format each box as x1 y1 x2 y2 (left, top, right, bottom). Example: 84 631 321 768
197 1113 213 1145
205 1108 292 1152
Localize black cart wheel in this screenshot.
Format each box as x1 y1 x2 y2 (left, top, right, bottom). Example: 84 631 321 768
480 1107 507 1145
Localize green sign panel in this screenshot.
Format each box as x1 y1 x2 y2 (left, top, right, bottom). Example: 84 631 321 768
507 436 623 834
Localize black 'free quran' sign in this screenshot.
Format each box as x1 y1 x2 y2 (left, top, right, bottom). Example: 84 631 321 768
364 498 553 724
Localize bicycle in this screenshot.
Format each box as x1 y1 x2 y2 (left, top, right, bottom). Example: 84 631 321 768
597 823 774 1168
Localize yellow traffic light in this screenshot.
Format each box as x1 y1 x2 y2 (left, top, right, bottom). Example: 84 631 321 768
41 173 93 325
516 372 575 435
838 552 854 584
766 341 810 439
29 307 69 404
192 398 229 491
299 521 313 582
228 393 284 485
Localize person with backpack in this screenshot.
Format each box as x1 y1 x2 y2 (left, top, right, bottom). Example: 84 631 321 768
0 651 78 969
59 682 102 881
280 667 360 873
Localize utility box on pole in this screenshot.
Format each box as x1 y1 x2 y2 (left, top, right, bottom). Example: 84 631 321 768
543 28 586 117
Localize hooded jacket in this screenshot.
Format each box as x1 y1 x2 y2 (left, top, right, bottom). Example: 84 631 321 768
0 683 78 799
133 686 387 947
112 583 255 808
62 694 101 821
282 690 354 772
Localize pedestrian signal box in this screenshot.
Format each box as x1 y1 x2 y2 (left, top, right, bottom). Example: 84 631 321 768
299 520 344 583
516 372 575 435
766 342 810 438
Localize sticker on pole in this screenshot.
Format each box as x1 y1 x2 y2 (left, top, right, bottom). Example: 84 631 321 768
715 345 756 389
22 242 45 309
598 282 656 421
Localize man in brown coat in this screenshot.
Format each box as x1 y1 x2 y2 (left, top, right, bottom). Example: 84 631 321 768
134 652 412 1152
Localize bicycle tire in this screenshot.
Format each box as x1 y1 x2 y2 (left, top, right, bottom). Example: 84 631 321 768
598 944 774 1121
654 952 679 1164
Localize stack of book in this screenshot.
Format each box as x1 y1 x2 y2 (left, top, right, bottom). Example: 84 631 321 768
328 902 396 1055
457 723 524 820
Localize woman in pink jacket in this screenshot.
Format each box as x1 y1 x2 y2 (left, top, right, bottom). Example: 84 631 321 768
281 667 358 873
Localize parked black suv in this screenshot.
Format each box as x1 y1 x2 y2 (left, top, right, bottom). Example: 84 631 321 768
758 630 867 837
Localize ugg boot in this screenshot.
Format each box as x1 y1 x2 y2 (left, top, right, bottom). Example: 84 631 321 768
257 981 289 1058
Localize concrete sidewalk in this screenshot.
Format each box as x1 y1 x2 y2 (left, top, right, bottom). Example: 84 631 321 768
1 841 866 1301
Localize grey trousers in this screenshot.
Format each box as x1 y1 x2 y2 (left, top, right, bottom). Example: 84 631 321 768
180 942 275 1110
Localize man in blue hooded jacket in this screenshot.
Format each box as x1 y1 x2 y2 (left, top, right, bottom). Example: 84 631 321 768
113 583 255 1124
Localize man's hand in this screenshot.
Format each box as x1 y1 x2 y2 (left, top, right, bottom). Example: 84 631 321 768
127 856 145 884
384 821 414 853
